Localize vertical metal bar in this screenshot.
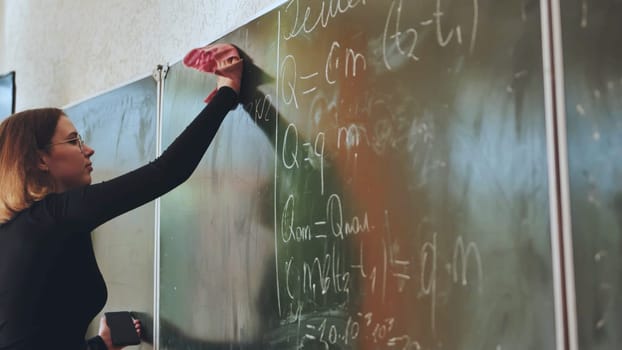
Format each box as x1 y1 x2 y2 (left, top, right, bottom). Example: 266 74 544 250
273 10 282 317
152 64 167 350
549 0 579 347
540 0 578 348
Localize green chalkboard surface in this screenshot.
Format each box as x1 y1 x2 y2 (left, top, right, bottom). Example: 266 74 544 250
561 0 622 349
159 1 557 349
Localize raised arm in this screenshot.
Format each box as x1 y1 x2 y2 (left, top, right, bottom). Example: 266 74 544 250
42 87 237 233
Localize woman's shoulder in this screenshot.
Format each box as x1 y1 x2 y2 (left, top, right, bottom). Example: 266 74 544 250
0 195 62 233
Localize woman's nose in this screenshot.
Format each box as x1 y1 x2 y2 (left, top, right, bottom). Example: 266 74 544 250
83 144 95 156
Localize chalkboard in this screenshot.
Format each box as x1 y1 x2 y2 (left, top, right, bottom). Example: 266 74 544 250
64 76 157 350
561 0 622 348
159 0 557 349
0 71 15 120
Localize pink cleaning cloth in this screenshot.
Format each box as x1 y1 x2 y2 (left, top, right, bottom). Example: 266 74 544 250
183 43 241 103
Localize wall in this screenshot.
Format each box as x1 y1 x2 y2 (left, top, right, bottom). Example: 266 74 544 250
0 0 281 110
0 3 5 71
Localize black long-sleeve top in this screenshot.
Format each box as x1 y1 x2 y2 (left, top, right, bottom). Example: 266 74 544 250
0 87 238 350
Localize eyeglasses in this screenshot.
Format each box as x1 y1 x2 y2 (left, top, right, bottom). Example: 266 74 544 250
45 134 86 153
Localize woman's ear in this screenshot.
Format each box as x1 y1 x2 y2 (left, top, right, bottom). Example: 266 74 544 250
37 150 50 172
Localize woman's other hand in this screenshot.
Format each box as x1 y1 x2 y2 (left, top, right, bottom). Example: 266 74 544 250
98 315 142 349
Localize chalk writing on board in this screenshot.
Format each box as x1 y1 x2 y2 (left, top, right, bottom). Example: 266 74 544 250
337 123 369 150
280 55 301 108
245 94 274 122
281 124 326 193
280 204 485 338
383 0 479 70
273 1 499 348
283 0 368 40
288 307 429 349
326 41 368 84
281 193 371 244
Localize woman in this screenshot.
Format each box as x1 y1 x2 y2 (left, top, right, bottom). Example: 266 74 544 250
0 47 243 350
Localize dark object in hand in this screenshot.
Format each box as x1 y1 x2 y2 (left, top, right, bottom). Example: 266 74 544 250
105 311 141 346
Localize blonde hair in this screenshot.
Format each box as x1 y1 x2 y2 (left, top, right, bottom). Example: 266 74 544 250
0 108 63 223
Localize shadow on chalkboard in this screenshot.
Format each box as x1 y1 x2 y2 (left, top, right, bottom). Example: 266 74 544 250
131 247 281 348
131 311 264 349
237 48 280 142
237 49 272 100
131 254 280 348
